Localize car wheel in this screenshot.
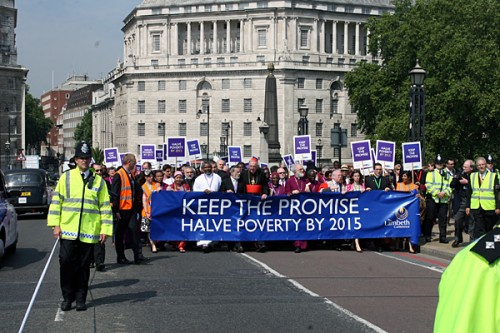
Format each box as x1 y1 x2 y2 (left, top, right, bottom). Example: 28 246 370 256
5 236 17 254
0 238 5 259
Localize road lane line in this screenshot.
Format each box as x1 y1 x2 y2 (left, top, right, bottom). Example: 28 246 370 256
375 252 445 274
54 308 65 322
241 253 388 333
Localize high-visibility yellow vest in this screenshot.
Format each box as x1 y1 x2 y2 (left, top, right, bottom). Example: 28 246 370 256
469 171 497 210
47 168 113 243
425 169 452 203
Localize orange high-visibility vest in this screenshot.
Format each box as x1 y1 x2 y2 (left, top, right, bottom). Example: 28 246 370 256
142 182 160 217
117 168 134 210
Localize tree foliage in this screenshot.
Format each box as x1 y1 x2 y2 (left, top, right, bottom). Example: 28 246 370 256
92 147 104 164
25 87 53 153
345 0 500 163
74 110 92 145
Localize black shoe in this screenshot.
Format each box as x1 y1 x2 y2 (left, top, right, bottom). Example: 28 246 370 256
202 245 211 253
425 237 432 242
336 247 343 251
76 303 87 311
294 247 301 253
134 257 150 265
451 241 460 247
60 301 72 311
234 246 245 253
117 258 132 264
96 263 105 272
439 239 449 244
256 246 267 253
376 247 383 253
89 262 95 268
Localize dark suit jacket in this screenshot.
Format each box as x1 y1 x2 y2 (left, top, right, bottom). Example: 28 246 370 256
240 169 270 195
365 175 392 191
216 169 230 180
219 177 245 194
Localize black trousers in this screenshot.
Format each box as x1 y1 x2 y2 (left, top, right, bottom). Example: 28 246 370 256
59 239 93 303
424 200 448 240
93 242 105 266
471 209 498 240
115 210 141 260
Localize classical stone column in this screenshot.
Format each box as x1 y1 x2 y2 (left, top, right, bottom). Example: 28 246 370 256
200 21 205 54
240 19 244 52
187 22 192 55
172 22 178 55
248 18 253 51
319 19 325 53
355 22 360 56
291 17 297 50
226 20 231 53
213 21 218 53
344 21 349 54
332 21 337 54
311 19 318 52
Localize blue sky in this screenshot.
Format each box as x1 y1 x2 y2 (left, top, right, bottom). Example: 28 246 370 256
16 0 142 98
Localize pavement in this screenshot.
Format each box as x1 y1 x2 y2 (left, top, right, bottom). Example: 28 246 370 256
418 219 471 261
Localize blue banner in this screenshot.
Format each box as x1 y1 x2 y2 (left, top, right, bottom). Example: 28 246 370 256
151 191 421 244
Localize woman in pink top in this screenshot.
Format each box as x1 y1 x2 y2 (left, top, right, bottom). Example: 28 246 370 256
345 170 365 252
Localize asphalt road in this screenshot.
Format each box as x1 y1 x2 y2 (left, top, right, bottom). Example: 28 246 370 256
1 215 448 333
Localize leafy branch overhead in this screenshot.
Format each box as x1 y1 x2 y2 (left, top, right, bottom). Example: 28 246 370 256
345 0 499 162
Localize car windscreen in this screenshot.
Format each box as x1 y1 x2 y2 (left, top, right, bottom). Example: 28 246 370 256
5 173 43 187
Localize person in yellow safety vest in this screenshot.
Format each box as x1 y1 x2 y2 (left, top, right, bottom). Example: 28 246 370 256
466 156 500 240
48 141 113 312
434 227 500 333
423 154 452 243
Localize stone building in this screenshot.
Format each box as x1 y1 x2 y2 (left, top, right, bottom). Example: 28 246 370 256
104 0 393 164
0 0 28 170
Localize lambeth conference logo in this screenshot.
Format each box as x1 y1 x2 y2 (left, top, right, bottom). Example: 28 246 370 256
384 206 411 228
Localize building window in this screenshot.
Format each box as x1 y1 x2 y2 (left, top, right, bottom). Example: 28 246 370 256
334 122 341 129
300 29 308 48
205 4 211 12
297 78 305 89
200 122 208 136
152 8 161 15
298 98 306 109
138 100 145 113
230 56 238 66
333 146 340 158
152 34 161 52
243 122 252 136
179 100 187 113
316 79 323 89
256 55 265 63
243 145 252 157
221 99 230 113
204 58 211 67
338 58 345 67
158 100 166 113
244 99 252 112
316 122 323 137
243 78 252 88
217 57 225 67
178 59 186 68
331 100 339 114
179 123 187 136
191 58 198 66
158 80 166 90
179 80 187 90
138 81 145 91
138 123 145 136
222 79 230 89
302 56 310 64
158 123 166 137
151 59 159 68
326 57 333 64
351 123 358 137
258 29 266 47
316 99 323 113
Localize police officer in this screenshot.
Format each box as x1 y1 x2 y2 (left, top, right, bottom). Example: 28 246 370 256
424 154 452 243
48 141 113 311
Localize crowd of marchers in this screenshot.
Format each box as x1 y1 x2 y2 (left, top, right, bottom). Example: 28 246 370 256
89 153 499 258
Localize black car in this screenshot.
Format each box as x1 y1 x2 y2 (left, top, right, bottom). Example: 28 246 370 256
4 169 54 216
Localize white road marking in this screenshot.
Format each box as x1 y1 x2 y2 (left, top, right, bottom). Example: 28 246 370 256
241 253 388 333
375 252 445 274
54 307 65 322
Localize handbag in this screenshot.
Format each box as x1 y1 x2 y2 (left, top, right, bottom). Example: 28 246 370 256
140 216 151 232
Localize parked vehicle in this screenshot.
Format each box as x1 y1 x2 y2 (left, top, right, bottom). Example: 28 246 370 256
4 169 54 216
0 169 18 260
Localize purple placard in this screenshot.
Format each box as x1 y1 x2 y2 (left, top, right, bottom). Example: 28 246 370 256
166 137 186 158
104 147 119 164
156 149 163 162
311 150 317 165
402 142 422 170
351 140 372 163
293 135 312 160
141 144 156 161
376 140 395 168
228 146 242 163
119 153 126 165
282 154 295 167
187 139 201 156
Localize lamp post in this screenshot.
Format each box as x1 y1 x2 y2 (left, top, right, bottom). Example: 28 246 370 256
316 138 323 167
408 60 426 163
197 105 210 161
330 125 347 166
200 142 208 161
298 106 309 135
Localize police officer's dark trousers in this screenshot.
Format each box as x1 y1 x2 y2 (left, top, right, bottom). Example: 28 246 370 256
425 200 448 241
59 239 93 303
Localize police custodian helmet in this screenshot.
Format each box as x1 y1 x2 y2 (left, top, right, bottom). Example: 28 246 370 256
75 141 92 159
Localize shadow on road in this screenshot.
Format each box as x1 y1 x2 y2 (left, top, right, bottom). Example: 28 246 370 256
91 290 157 306
91 278 140 289
0 248 47 270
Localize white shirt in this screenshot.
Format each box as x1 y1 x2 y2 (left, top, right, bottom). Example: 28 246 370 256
163 177 174 186
193 173 222 192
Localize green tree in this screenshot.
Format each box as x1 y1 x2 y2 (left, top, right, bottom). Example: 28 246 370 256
345 0 500 162
91 147 104 164
25 87 53 154
74 110 92 144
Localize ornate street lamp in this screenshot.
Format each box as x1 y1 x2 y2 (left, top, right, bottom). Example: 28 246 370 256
298 106 309 135
408 60 426 162
316 138 323 167
197 105 210 161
